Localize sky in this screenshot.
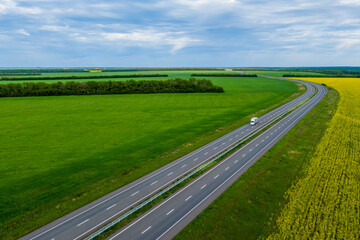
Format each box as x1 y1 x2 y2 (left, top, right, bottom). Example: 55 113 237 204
0 0 360 67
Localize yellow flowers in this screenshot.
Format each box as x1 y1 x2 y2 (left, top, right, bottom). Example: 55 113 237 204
268 78 360 239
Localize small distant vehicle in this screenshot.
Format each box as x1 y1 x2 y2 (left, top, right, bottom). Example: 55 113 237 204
250 117 258 126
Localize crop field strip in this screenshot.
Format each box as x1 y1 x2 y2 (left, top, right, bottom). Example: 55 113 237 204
268 78 360 239
0 73 300 239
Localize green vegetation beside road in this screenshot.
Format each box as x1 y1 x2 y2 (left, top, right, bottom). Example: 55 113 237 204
0 74 298 239
175 87 339 240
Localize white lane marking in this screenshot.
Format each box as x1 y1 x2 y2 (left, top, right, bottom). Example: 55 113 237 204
167 172 173 176
275 130 277 132
201 184 206 189
229 138 233 141
266 136 269 138
241 132 244 134
256 144 259 147
249 149 253 152
106 204 116 210
222 142 226 145
142 226 152 234
234 160 238 163
214 175 219 179
193 158 198 161
166 209 174 215
271 132 273 135
77 219 89 227
214 147 217 150
204 152 208 155
236 135 239 137
185 196 192 201
181 164 187 168
151 180 158 185
225 167 229 171
242 154 246 157
261 140 264 142
131 191 139 196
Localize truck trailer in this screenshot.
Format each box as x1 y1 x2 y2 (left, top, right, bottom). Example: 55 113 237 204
250 117 258 125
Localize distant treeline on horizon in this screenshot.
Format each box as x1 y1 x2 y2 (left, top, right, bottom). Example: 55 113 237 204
0 74 168 81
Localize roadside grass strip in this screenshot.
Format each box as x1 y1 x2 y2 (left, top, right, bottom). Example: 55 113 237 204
267 78 360 239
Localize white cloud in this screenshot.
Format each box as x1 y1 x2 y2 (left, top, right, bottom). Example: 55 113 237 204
101 29 201 54
17 29 30 36
0 0 42 15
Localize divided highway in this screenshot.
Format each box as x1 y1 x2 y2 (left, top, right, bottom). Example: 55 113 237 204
21 76 320 240
108 78 327 240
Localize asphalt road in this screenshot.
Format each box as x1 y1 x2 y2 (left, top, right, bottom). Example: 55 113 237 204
21 76 318 240
108 78 327 240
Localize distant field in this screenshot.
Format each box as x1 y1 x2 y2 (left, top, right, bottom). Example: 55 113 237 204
0 70 229 84
242 70 325 77
0 74 300 239
268 78 360 239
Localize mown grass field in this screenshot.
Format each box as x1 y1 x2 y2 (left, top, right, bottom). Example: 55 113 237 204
0 74 299 239
175 84 339 240
268 78 360 239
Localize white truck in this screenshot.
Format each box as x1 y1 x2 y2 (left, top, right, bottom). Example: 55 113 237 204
250 117 258 126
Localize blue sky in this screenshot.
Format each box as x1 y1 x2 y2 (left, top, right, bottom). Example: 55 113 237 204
0 0 359 67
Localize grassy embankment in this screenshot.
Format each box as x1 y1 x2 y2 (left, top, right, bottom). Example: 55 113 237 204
176 83 339 240
268 78 360 239
0 74 299 239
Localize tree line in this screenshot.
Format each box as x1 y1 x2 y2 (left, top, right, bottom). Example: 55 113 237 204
283 74 360 78
0 78 224 97
0 74 169 81
0 73 42 76
191 73 257 77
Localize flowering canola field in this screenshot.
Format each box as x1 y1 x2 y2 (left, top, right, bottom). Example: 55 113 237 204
268 78 360 239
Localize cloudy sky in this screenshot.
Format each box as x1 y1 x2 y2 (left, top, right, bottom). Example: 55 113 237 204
0 0 359 67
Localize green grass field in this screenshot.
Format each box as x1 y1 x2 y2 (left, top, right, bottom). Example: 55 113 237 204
175 87 339 240
241 70 325 77
0 70 235 84
0 73 299 239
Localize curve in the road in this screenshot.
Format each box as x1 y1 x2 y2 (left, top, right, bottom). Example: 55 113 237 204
21 76 318 240
107 78 326 240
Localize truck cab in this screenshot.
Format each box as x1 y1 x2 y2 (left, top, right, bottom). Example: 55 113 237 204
250 117 258 126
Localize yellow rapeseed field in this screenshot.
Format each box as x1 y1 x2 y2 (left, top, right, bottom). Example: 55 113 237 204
268 78 360 240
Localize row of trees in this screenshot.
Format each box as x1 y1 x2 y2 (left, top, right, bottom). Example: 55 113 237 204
0 73 41 76
0 78 224 97
191 73 257 77
283 74 360 78
0 74 168 81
